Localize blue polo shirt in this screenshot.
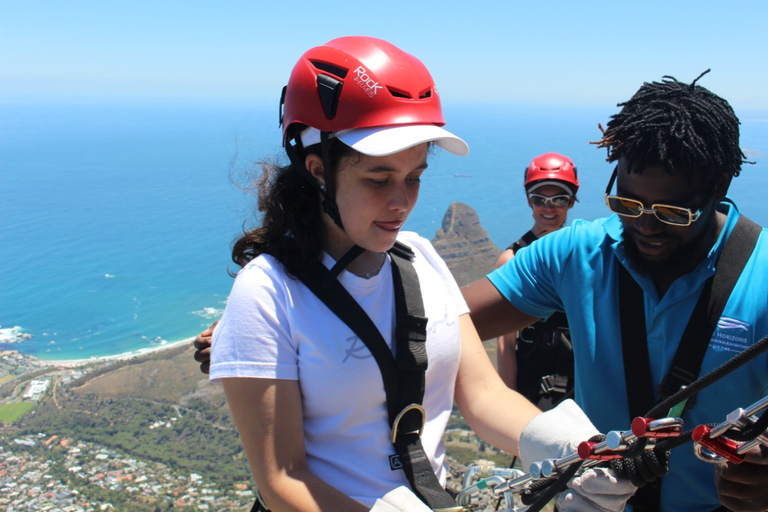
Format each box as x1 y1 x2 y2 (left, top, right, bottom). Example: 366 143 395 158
488 199 768 512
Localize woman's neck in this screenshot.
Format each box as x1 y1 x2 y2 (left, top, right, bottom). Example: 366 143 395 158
324 231 386 279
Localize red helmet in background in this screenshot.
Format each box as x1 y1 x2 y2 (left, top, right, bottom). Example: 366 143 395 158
280 36 446 145
524 152 580 194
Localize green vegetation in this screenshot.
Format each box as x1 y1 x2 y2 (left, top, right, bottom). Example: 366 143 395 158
0 401 35 422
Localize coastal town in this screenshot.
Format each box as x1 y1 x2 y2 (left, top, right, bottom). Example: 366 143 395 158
0 346 259 511
2 434 254 511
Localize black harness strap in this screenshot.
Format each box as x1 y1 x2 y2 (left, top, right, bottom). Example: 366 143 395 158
618 266 657 420
294 241 458 511
657 215 762 402
509 229 538 253
618 215 761 511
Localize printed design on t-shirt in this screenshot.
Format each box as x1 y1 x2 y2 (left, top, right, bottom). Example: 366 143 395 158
342 335 374 363
711 317 751 353
427 303 457 338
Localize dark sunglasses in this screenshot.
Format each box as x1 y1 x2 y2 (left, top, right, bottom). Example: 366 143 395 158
604 166 715 227
528 193 572 208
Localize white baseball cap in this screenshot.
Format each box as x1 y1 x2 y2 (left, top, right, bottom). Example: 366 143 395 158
300 124 469 157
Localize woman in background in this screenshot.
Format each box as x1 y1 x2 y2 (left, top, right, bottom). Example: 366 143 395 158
496 153 578 411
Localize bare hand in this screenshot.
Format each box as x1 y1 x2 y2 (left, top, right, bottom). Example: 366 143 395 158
714 444 768 512
193 320 218 374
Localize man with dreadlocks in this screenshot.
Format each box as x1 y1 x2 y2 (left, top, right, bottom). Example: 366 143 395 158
464 71 768 512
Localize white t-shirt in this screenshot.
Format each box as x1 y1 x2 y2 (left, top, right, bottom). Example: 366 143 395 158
209 232 468 507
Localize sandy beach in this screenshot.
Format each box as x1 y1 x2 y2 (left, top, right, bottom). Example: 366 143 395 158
37 336 197 368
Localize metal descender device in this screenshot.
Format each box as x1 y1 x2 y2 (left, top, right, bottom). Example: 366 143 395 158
456 416 683 511
692 395 768 464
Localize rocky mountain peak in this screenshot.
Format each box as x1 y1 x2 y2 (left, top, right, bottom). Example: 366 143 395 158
432 202 502 287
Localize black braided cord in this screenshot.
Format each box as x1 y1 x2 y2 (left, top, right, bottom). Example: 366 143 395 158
522 333 768 510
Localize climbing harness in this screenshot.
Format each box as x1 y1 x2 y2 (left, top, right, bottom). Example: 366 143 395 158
259 237 461 512
507 230 574 409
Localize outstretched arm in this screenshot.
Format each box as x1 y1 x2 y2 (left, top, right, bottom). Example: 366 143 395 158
453 313 540 455
461 277 539 341
454 313 637 511
492 250 522 389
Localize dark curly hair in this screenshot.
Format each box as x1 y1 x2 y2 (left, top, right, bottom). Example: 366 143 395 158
231 138 356 276
593 70 747 183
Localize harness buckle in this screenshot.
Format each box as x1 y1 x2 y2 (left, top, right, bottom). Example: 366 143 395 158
391 404 426 444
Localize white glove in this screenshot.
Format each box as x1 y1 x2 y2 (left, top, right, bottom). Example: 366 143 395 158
519 399 637 512
369 486 432 512
556 468 637 512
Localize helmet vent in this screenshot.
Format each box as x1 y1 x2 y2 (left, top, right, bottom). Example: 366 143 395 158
310 60 348 79
387 87 410 99
386 87 433 100
317 74 343 120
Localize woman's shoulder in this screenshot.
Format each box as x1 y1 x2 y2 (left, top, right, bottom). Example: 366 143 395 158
396 230 431 250
231 253 294 293
395 231 441 261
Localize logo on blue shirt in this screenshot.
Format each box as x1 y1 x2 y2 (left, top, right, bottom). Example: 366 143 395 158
711 317 751 353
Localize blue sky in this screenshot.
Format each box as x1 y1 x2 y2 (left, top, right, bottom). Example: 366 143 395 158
2 0 767 110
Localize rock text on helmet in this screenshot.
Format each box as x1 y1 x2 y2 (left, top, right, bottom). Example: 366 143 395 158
353 66 383 98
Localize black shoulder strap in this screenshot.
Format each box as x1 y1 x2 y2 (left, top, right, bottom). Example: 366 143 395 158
619 215 761 512
285 240 458 510
620 214 762 419
656 215 762 401
509 229 538 252
618 266 656 420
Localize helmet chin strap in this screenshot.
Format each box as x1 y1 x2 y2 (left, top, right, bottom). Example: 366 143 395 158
286 130 362 274
284 129 345 230
315 132 365 277
319 130 345 230
329 244 365 278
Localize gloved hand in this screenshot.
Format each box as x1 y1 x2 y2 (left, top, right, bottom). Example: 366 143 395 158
519 399 637 512
369 486 432 512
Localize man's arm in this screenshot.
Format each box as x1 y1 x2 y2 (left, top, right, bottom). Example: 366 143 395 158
461 277 539 341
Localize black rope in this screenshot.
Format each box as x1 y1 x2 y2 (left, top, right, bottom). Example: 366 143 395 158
610 441 670 487
522 333 768 510
521 462 582 511
647 333 768 418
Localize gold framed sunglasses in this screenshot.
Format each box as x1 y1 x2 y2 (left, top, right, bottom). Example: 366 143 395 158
528 193 572 208
604 166 714 227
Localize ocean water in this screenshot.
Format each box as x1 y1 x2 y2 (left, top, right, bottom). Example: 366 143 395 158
1 100 767 361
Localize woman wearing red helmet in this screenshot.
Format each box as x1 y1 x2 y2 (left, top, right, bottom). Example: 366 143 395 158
496 153 579 409
199 38 632 512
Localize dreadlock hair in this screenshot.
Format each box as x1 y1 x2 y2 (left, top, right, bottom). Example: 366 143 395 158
231 138 356 277
594 70 747 183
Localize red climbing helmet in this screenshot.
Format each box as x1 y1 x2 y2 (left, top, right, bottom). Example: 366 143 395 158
279 36 467 157
524 152 579 194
